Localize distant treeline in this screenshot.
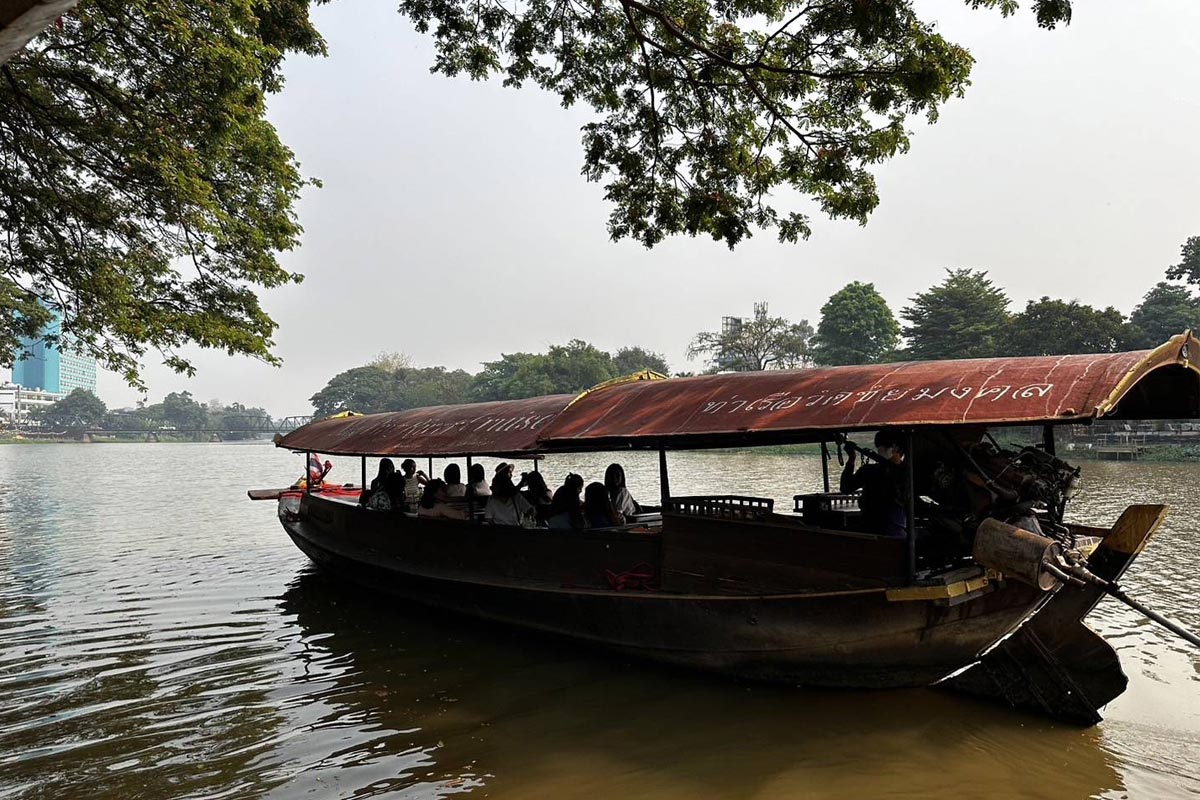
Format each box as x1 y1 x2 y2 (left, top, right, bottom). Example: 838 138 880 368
311 345 669 418
27 389 270 439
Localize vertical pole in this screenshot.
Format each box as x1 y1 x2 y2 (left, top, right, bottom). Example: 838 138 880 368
305 451 312 494
533 458 539 473
466 455 475 521
658 447 671 507
905 430 916 584
1043 423 1057 456
820 441 831 494
361 456 366 491
428 455 434 477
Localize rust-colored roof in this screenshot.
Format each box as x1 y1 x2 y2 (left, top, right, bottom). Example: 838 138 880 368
537 335 1200 449
277 394 573 457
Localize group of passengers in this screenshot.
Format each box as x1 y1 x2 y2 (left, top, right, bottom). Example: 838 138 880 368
360 458 642 529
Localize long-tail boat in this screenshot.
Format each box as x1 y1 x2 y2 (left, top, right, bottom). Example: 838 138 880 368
253 333 1200 724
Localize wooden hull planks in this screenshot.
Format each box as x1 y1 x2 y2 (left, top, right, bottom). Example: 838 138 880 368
281 493 1052 691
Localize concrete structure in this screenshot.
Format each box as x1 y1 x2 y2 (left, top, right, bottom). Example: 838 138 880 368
12 308 97 395
0 382 64 420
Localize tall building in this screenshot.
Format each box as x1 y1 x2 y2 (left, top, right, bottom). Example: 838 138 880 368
11 308 97 395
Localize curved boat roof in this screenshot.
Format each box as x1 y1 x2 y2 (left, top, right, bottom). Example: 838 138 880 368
280 334 1200 456
539 333 1200 450
278 394 574 458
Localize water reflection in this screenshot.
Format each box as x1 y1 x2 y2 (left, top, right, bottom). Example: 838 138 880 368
280 570 1127 800
0 444 1196 798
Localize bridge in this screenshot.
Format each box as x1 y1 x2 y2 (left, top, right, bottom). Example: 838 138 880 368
3 413 313 439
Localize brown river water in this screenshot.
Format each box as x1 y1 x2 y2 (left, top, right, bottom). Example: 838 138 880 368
0 443 1197 799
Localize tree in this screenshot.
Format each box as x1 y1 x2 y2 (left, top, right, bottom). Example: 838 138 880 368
901 269 1011 360
611 346 669 376
1125 282 1200 348
35 388 106 430
811 282 900 365
310 365 396 418
0 1 325 387
475 340 621 400
688 302 813 371
400 0 1070 248
1006 297 1128 356
1166 235 1200 285
160 391 208 430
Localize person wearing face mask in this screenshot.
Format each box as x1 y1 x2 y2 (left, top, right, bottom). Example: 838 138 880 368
839 429 909 538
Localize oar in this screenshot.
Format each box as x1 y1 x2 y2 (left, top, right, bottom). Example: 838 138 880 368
1055 554 1200 650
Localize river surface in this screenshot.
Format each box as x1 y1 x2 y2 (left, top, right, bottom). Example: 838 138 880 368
0 443 1197 799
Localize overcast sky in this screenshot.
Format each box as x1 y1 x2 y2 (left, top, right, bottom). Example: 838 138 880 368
82 0 1200 414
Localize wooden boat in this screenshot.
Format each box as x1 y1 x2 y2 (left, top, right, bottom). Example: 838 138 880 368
255 334 1200 724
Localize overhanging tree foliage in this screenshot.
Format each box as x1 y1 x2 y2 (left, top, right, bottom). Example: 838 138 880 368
400 0 1071 248
0 0 324 387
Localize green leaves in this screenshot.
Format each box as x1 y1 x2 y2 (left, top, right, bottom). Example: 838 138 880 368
811 281 900 365
0 0 323 387
687 302 812 371
397 0 1068 249
901 269 1011 360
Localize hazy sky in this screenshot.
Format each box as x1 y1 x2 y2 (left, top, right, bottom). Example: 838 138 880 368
85 0 1200 414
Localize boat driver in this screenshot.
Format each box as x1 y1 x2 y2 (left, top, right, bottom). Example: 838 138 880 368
840 430 908 538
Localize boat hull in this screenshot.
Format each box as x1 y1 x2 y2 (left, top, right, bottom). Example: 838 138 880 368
280 493 1049 690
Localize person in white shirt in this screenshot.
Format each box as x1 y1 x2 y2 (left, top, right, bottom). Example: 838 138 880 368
417 479 468 520
443 463 467 497
400 459 427 507
468 463 491 497
484 473 535 527
604 463 640 518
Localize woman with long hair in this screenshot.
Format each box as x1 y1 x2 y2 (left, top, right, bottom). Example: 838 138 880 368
584 482 625 528
603 463 639 518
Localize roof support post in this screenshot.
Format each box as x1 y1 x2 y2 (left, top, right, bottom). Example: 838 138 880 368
905 430 916 584
1042 424 1057 456
361 456 366 493
820 441 831 494
659 447 671 507
305 452 312 495
466 455 475 521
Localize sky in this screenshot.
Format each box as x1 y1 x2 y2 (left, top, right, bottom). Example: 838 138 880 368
87 0 1200 414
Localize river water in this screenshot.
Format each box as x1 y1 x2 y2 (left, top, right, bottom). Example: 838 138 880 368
0 443 1196 799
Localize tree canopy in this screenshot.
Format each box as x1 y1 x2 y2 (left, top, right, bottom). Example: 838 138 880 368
810 281 899 365
687 302 812 371
0 0 324 387
34 387 106 430
310 340 667 414
1007 297 1127 356
401 0 1071 248
901 269 1010 360
1167 235 1200 286
1126 282 1200 348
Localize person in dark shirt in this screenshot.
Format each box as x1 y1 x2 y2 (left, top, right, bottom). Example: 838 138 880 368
840 429 909 538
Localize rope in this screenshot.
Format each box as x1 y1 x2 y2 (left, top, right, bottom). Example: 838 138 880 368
604 562 657 591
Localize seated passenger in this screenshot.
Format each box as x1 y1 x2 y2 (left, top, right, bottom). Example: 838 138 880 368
417 479 468 520
400 459 427 507
468 463 491 497
546 473 585 530
517 471 554 525
584 481 625 528
443 463 466 497
604 463 640 517
484 473 536 527
361 458 405 511
840 430 908 538
494 462 515 483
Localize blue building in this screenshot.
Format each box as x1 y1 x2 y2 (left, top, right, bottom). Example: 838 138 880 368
11 309 97 395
